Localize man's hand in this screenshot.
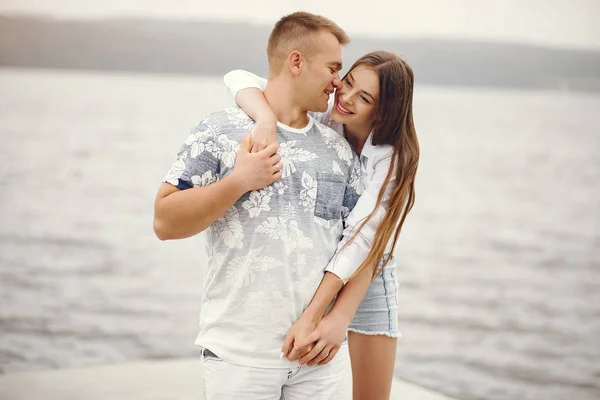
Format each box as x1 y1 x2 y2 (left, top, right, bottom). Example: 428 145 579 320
296 309 352 366
232 135 282 191
249 119 278 153
281 315 319 362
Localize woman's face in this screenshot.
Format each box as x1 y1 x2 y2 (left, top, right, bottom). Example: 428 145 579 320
331 64 380 129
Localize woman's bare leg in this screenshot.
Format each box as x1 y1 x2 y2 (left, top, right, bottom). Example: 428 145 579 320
348 331 398 400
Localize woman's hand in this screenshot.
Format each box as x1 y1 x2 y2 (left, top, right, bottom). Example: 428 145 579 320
281 314 318 362
232 135 282 191
295 309 352 366
249 119 278 153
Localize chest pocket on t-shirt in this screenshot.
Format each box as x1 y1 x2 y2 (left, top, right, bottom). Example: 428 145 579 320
314 171 347 220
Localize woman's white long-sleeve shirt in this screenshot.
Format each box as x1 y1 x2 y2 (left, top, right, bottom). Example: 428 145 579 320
224 70 398 282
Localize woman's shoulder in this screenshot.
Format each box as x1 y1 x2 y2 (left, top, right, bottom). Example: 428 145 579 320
365 133 395 163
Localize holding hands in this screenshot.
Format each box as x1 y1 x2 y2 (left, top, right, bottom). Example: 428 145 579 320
282 309 352 367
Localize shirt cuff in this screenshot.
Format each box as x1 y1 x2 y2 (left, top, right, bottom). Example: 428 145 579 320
325 246 363 284
223 71 263 99
175 178 193 190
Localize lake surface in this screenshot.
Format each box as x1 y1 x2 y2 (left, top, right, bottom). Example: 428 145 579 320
1 68 599 400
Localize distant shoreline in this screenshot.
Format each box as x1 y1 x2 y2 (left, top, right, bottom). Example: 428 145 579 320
4 64 599 96
2 15 600 93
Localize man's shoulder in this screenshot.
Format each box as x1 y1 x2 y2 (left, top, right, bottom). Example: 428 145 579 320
311 118 359 163
198 107 254 129
194 107 254 139
312 119 344 142
311 118 331 132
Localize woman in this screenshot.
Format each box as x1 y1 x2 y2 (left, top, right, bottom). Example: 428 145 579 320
225 51 419 399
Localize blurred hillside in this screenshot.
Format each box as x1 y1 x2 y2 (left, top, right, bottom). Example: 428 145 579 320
1 15 600 91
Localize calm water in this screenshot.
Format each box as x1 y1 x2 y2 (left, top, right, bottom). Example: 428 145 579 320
0 68 599 400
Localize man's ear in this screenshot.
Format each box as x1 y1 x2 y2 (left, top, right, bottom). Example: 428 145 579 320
287 51 303 76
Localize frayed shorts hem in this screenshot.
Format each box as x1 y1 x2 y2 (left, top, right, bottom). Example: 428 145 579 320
347 327 402 339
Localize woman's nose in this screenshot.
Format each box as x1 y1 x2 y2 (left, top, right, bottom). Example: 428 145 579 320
341 92 353 105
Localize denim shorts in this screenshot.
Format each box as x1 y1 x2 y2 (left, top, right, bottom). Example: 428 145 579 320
348 255 400 338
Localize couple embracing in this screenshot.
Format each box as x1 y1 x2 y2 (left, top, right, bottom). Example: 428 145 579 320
154 10 419 400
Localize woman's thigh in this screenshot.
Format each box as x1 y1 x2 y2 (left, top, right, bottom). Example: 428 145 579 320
347 259 400 399
348 331 397 400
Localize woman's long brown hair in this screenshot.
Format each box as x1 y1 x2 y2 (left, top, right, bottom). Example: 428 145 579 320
343 51 420 279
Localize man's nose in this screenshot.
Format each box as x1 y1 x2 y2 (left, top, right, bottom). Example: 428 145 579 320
332 73 342 89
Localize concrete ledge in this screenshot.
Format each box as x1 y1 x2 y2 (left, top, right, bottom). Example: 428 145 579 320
0 359 455 400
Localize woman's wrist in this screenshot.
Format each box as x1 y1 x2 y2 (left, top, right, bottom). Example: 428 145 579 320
301 303 326 325
307 272 344 322
328 307 354 326
256 112 277 125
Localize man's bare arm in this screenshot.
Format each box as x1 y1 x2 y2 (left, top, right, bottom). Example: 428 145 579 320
153 137 282 240
153 177 248 240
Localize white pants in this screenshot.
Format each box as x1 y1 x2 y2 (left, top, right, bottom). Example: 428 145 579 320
201 343 352 400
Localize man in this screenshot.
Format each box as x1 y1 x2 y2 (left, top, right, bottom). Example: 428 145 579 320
153 12 360 399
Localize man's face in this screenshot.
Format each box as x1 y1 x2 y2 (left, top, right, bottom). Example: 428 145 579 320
298 31 343 113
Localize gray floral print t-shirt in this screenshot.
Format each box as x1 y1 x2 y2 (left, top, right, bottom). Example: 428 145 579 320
164 107 362 368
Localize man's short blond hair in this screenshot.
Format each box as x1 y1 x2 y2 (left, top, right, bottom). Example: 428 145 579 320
267 12 350 75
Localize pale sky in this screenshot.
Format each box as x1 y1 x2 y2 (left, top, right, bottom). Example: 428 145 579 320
1 0 598 49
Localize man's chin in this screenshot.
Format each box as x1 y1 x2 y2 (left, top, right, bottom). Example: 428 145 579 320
316 102 329 113
306 100 328 114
